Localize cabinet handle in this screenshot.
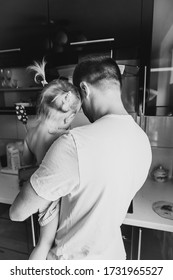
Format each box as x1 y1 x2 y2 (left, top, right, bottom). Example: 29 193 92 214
137 228 142 260
140 66 147 131
142 66 147 116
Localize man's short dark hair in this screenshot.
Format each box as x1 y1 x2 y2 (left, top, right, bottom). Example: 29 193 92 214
73 56 122 89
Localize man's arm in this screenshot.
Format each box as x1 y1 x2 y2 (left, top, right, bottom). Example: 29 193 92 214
9 180 51 222
10 133 79 222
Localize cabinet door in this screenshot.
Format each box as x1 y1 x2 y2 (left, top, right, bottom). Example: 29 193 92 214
0 0 48 67
0 88 41 115
0 203 34 260
48 0 144 66
145 0 173 116
121 224 133 260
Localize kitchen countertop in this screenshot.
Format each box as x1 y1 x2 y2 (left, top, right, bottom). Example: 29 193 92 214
124 176 173 232
1 172 173 233
0 173 19 204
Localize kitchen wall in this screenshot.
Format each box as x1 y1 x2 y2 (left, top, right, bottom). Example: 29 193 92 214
146 116 173 147
1 114 173 162
0 64 91 163
0 115 25 157
0 67 34 157
146 115 173 259
0 111 90 159
1 64 173 170
146 116 173 179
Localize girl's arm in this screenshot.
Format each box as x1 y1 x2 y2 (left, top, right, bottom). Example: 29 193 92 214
29 211 59 260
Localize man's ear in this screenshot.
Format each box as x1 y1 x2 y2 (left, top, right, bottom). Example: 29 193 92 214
80 81 90 99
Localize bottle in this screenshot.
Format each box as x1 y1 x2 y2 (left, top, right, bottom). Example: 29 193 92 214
6 143 21 170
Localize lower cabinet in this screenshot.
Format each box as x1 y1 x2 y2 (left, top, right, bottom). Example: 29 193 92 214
121 225 165 260
0 203 36 260
0 202 170 260
151 230 173 260
121 224 133 260
0 247 29 260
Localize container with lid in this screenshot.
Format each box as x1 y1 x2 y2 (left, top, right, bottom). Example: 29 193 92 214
6 141 23 170
152 165 169 182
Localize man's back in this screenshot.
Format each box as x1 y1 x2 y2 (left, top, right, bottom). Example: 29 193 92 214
10 56 151 260
48 114 151 260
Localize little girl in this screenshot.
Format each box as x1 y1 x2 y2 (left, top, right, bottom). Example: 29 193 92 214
22 78 81 259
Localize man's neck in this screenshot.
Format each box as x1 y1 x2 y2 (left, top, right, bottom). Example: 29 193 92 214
92 86 129 121
93 105 129 122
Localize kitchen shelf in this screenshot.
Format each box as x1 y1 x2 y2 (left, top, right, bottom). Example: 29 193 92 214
0 87 42 92
0 87 41 115
0 107 36 115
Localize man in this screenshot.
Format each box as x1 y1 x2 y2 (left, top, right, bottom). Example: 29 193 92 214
10 56 152 259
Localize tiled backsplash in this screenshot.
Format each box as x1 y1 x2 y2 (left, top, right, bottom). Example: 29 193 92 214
0 110 89 157
146 116 173 148
0 115 33 157
149 146 173 179
1 114 173 173
145 116 173 180
0 115 26 140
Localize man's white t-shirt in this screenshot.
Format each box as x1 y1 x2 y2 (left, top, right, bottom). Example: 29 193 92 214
31 114 152 260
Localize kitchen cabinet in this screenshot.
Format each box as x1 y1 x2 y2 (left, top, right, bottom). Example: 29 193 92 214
0 203 33 260
143 0 173 116
121 224 164 260
0 66 43 115
0 87 41 115
0 0 154 68
0 172 39 259
121 224 133 260
122 168 173 260
0 0 49 67
0 0 155 116
48 0 144 65
2 165 173 259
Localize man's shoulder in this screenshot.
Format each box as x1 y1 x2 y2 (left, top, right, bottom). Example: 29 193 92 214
50 130 77 154
70 123 92 135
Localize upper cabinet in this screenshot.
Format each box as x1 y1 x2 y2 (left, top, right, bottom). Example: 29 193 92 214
1 1 172 116
0 0 48 67
0 0 155 116
0 0 147 67
145 0 173 116
48 0 143 63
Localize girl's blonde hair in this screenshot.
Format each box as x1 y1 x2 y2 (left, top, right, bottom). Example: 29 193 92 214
37 79 81 120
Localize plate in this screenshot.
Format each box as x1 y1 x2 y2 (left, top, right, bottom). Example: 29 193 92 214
152 201 173 220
